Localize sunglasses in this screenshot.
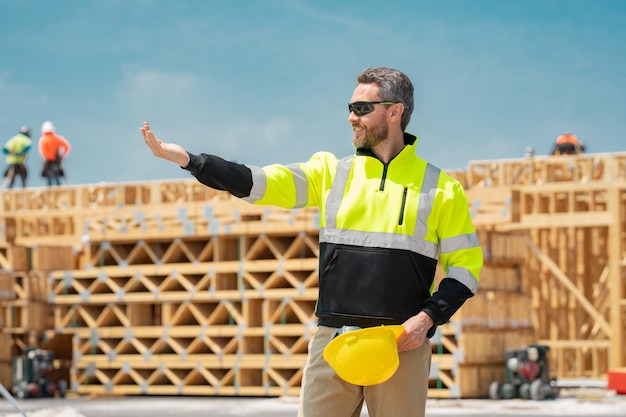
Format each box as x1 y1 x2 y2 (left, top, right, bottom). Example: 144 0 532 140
348 101 396 116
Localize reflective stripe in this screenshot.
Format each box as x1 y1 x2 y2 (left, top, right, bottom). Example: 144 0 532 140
286 163 308 208
440 232 480 253
325 157 353 229
413 163 440 241
447 266 479 294
242 165 266 203
322 157 442 259
320 228 439 259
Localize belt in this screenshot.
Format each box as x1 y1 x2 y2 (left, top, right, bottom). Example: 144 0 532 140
330 325 362 339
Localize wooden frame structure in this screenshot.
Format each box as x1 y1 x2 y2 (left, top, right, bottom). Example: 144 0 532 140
464 152 626 378
0 151 624 398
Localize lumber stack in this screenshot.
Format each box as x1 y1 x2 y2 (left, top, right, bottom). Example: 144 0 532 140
0 243 75 389
0 271 17 387
427 229 537 398
61 187 319 396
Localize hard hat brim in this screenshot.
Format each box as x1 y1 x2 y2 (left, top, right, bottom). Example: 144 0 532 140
323 325 405 386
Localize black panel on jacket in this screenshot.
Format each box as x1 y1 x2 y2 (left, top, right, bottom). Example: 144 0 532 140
184 152 253 198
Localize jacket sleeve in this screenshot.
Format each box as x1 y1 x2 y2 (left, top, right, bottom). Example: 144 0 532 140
183 152 253 198
420 178 483 335
421 279 476 336
58 135 71 158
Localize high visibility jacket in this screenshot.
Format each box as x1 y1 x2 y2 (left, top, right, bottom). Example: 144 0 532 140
39 132 71 162
185 132 482 333
3 133 32 164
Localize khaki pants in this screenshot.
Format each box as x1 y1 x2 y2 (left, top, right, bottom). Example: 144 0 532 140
298 325 431 417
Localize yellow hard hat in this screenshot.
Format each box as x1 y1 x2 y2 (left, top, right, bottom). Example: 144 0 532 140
323 325 405 386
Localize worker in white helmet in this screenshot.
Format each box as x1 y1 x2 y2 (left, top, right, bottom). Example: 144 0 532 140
38 121 71 186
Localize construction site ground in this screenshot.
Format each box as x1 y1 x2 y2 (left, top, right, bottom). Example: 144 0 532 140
0 388 624 417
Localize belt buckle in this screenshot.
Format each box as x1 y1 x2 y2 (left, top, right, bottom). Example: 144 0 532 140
331 325 362 339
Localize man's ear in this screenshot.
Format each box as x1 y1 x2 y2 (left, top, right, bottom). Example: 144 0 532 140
389 103 404 123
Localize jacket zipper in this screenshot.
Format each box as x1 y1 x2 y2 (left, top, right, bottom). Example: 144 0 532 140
379 163 388 191
380 162 407 225
399 187 408 225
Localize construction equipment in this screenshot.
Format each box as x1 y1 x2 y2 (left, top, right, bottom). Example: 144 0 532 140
11 347 67 399
489 344 559 401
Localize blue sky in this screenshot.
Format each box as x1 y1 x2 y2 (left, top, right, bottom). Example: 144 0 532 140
1 0 625 187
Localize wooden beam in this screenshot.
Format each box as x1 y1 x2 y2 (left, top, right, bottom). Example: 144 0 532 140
524 236 611 336
607 186 624 367
508 212 613 229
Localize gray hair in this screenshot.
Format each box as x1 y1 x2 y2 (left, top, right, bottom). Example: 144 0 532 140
356 67 414 131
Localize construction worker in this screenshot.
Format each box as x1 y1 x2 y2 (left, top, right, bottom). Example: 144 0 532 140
2 126 33 189
551 133 585 156
140 67 483 417
38 121 71 186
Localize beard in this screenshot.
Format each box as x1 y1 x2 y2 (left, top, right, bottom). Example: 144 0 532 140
352 122 388 149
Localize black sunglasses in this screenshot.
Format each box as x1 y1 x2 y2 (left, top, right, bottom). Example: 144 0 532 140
348 101 396 116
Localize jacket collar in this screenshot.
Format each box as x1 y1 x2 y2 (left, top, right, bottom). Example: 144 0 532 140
355 132 418 159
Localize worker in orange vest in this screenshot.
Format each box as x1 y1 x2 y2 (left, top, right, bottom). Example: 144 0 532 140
38 121 71 186
551 133 585 156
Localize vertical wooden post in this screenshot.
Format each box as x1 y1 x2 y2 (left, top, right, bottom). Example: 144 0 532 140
607 184 624 368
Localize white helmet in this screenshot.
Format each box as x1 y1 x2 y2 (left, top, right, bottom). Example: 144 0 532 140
41 121 56 133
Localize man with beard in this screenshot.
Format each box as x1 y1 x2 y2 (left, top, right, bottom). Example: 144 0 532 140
140 67 482 417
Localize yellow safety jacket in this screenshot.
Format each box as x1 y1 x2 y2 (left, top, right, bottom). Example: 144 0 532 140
186 132 482 334
3 133 32 164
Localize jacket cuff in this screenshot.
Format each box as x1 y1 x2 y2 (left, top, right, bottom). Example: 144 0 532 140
182 152 203 175
420 304 443 338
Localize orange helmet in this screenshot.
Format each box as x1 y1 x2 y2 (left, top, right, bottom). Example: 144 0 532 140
556 133 579 145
